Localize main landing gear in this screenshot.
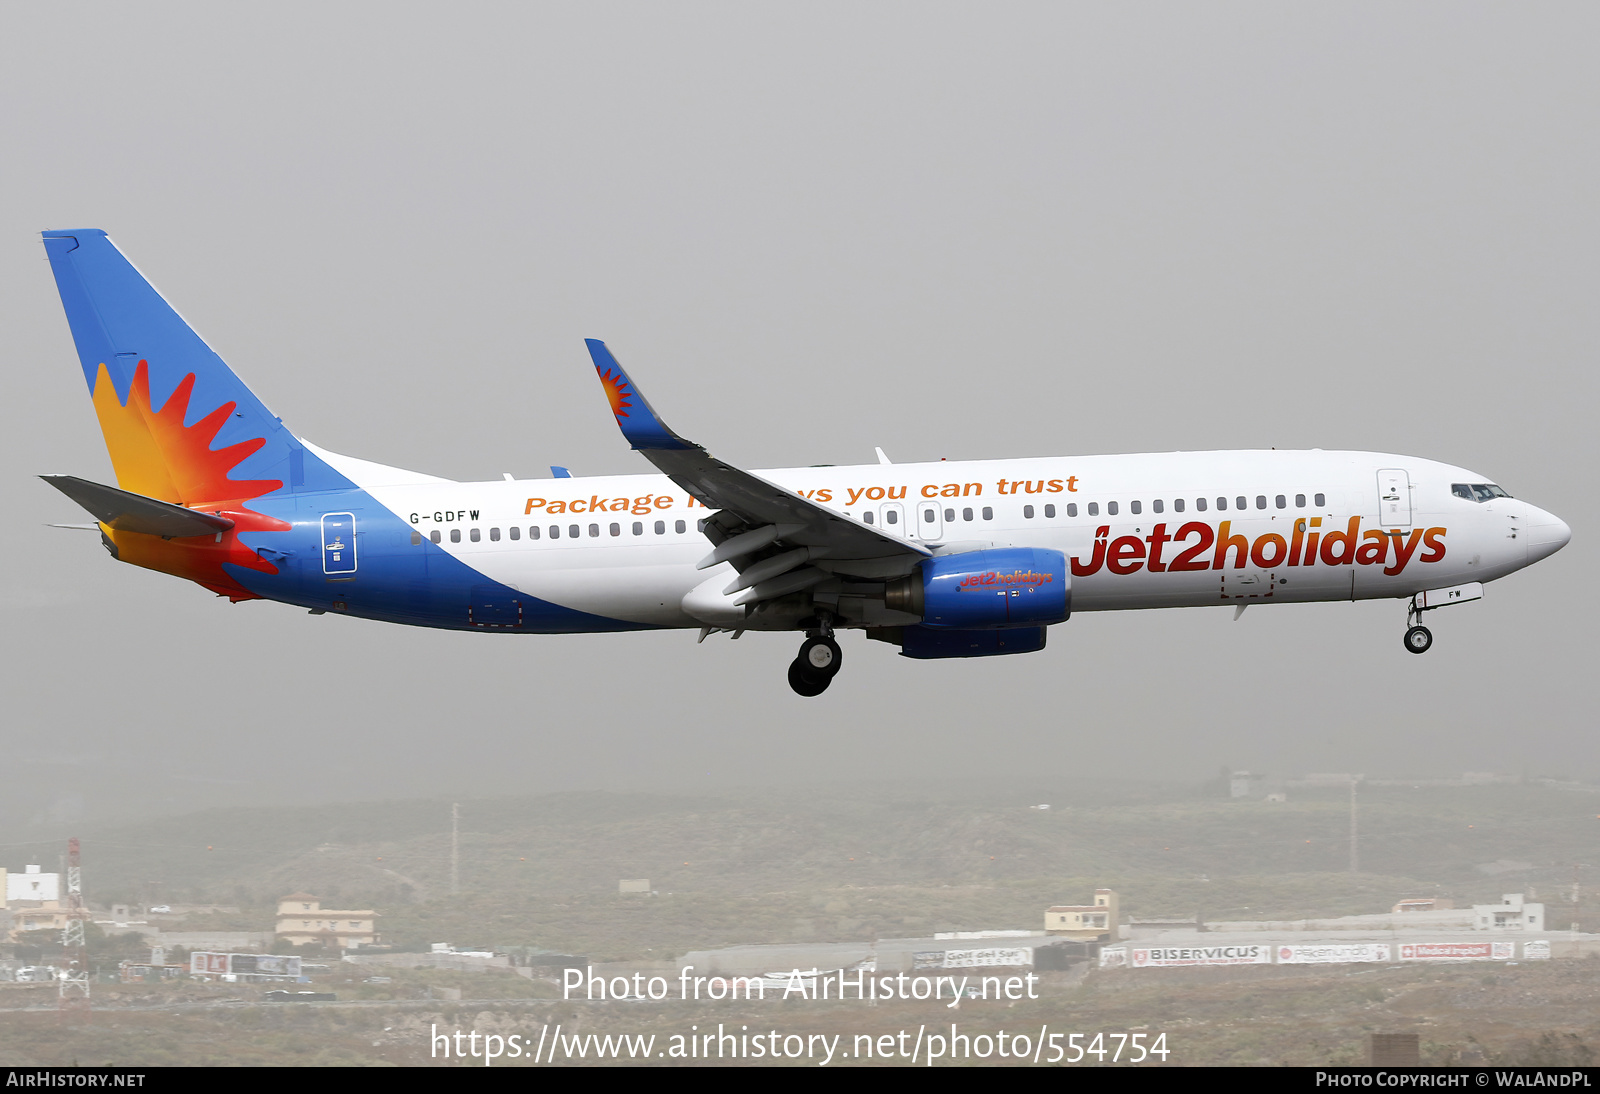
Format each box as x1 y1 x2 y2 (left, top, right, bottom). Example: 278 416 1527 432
788 625 842 696
1403 597 1433 655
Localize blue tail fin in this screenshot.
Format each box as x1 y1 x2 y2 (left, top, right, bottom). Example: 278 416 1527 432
41 230 346 502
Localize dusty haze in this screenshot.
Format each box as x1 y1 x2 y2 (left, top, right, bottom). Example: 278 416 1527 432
1 3 1595 831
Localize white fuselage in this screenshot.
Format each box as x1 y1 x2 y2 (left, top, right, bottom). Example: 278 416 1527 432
318 446 1567 630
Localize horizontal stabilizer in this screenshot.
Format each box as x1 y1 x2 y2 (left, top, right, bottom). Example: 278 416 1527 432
41 475 235 538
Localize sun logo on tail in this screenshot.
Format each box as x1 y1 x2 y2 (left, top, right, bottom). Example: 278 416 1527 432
93 360 282 506
90 358 289 600
597 366 635 421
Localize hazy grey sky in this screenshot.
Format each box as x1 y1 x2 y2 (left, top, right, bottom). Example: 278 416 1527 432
3 3 1596 828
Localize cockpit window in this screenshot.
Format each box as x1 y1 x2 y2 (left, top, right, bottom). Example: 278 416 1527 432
1453 483 1512 503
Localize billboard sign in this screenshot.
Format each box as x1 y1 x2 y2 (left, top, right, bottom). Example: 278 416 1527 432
1277 943 1392 965
1397 942 1514 962
942 948 1031 969
1099 947 1128 969
1522 940 1551 960
188 952 301 977
1130 945 1270 967
254 954 302 976
914 948 1032 969
190 952 230 975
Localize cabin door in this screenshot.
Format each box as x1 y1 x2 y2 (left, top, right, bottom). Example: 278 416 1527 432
321 512 358 575
1378 470 1412 528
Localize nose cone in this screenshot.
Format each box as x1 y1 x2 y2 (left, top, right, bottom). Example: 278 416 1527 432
1525 507 1571 564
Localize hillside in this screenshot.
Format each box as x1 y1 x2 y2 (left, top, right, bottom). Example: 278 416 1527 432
11 779 1596 960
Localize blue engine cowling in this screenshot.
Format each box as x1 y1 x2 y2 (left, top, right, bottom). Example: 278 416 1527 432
887 547 1071 628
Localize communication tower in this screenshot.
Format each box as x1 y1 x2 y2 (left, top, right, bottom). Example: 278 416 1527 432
58 837 90 1017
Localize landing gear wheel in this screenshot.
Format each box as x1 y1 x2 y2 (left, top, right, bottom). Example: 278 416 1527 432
788 659 831 696
1404 625 1433 654
798 636 842 678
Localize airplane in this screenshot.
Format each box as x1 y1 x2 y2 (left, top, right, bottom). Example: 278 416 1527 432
39 230 1571 696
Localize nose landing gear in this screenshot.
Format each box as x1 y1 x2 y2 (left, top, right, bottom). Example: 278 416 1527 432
1403 597 1433 654
788 626 842 696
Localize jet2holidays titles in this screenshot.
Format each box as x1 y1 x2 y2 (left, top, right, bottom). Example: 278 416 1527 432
401 472 1452 580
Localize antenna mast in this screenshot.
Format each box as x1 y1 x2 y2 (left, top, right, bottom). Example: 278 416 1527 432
58 837 90 1018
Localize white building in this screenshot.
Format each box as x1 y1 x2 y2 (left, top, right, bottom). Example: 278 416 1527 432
1472 893 1545 931
5 866 60 905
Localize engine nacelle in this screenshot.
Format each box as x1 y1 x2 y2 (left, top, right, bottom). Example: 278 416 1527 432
885 547 1070 628
898 624 1048 659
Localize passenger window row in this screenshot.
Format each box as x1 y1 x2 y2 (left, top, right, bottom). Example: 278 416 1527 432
865 506 1001 524
410 489 1332 547
413 519 691 546
1039 492 1326 519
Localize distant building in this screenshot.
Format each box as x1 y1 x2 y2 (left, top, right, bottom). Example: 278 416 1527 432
1045 889 1118 940
1229 772 1255 799
1392 898 1453 913
3 866 68 938
275 892 380 949
1472 893 1544 932
11 903 69 937
6 865 60 905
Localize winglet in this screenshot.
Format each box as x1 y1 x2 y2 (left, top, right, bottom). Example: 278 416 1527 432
584 339 698 451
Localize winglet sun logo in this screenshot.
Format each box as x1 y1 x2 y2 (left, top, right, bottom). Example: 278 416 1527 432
91 359 291 601
596 366 635 422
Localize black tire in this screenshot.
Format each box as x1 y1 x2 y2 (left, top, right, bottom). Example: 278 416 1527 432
798 636 843 677
787 658 831 696
1404 625 1433 654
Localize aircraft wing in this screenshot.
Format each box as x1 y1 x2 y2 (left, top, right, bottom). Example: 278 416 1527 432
585 340 928 605
41 475 236 538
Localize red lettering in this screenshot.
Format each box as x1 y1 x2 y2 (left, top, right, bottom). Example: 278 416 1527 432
1420 527 1447 563
1383 529 1426 576
1302 517 1323 565
1212 521 1249 570
1168 522 1214 572
1251 533 1288 568
1355 530 1390 566
1145 524 1171 572
1319 517 1361 566
1107 535 1146 575
1070 526 1109 577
